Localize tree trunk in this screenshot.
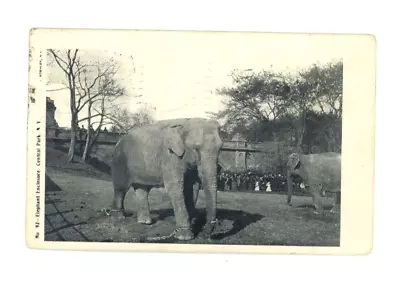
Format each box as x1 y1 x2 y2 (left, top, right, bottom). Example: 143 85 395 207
296 110 306 153
81 128 91 161
86 129 100 159
67 73 77 163
287 171 293 205
296 127 305 153
81 102 92 162
84 98 105 161
67 115 77 162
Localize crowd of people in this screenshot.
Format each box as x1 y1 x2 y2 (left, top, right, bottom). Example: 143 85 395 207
217 171 304 194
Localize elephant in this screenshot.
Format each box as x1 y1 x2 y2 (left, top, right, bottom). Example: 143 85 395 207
286 152 341 214
107 118 223 241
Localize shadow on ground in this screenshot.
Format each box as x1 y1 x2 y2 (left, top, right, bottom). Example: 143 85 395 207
45 174 62 192
211 209 264 240
144 208 264 242
83 208 264 244
50 145 112 176
85 156 111 175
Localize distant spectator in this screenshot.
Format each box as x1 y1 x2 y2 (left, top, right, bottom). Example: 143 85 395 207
254 180 260 192
266 181 272 192
79 125 86 140
247 174 253 191
260 177 266 192
231 174 238 191
227 175 233 190
236 174 242 191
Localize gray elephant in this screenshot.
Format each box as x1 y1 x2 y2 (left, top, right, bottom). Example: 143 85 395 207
286 152 341 214
107 118 223 241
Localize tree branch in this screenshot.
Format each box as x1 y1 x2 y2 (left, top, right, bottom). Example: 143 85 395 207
46 87 69 92
49 50 69 74
77 113 103 123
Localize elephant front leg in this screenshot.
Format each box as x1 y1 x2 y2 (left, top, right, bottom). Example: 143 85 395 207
330 192 341 214
165 180 194 241
135 187 152 225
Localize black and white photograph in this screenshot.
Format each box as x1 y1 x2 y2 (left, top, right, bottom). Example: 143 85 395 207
26 29 375 253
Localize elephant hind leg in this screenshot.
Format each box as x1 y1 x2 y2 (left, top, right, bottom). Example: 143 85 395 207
105 185 129 219
111 184 130 213
311 190 324 214
134 186 152 225
330 192 341 213
110 169 130 213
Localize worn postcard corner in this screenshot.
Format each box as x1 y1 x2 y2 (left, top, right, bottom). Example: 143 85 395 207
26 28 375 255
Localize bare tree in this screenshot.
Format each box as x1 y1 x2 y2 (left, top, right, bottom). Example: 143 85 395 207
48 49 83 162
48 50 127 162
106 105 155 134
77 62 125 161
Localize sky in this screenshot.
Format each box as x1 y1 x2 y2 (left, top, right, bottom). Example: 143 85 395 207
46 32 342 128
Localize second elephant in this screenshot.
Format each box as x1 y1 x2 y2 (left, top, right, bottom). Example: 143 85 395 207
286 152 341 214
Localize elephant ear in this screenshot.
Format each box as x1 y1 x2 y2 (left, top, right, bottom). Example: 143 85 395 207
164 125 185 158
288 153 301 170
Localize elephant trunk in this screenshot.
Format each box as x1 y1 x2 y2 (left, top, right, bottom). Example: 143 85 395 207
200 157 218 234
287 171 293 206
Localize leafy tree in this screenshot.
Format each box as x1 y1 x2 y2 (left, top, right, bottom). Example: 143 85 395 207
303 111 342 153
210 60 343 154
298 61 343 152
210 69 290 138
300 61 343 118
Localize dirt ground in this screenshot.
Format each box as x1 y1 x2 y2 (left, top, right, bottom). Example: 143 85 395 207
44 166 340 246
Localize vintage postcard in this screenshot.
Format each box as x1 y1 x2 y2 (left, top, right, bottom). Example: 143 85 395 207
26 29 375 255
